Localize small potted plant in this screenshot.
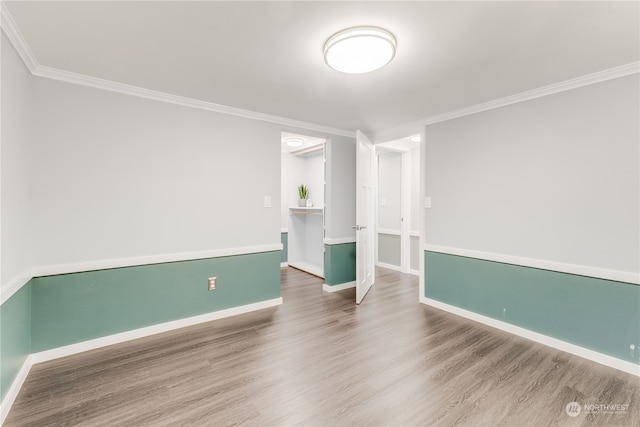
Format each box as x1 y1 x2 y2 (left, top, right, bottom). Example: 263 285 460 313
298 184 308 207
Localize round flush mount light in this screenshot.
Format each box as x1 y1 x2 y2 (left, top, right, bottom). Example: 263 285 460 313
285 137 305 147
324 26 396 74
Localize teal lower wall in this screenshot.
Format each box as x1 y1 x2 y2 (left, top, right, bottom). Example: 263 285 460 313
31 251 281 353
0 282 32 402
324 242 356 286
425 251 640 364
281 232 288 263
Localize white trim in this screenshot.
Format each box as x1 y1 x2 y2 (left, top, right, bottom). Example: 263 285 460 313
288 261 324 278
280 229 288 234
400 150 411 274
377 228 401 236
409 231 420 237
0 3 39 72
424 244 639 285
0 354 34 425
421 297 640 377
3 3 636 147
323 281 356 292
34 244 282 278
376 261 402 272
423 62 640 127
30 297 283 365
1 245 284 306
372 61 640 143
409 268 420 277
0 4 354 139
0 297 283 423
0 269 33 305
280 262 289 268
36 65 356 137
323 237 356 245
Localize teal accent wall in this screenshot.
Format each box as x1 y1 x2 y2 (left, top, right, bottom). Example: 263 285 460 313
425 251 640 364
324 243 356 286
281 232 288 263
31 251 281 352
0 282 32 402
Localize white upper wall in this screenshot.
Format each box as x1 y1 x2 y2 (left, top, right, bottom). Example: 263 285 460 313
30 77 282 267
325 136 356 240
425 74 639 274
378 152 402 230
1 34 32 285
280 149 324 230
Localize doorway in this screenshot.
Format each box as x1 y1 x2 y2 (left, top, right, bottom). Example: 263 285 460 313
375 137 420 276
280 131 326 278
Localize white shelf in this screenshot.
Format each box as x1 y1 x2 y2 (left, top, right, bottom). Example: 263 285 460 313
290 206 323 215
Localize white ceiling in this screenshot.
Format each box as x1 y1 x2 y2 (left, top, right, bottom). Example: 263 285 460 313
4 1 639 139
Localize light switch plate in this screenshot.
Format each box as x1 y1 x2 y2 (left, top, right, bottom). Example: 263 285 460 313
424 197 432 208
208 277 217 291
264 196 272 208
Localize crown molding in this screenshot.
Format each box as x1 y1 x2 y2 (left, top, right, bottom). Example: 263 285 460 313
1 2 39 72
0 3 355 138
424 61 640 127
3 2 636 142
34 66 356 138
373 61 640 143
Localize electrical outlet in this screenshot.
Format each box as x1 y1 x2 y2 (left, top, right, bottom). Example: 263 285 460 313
208 277 217 291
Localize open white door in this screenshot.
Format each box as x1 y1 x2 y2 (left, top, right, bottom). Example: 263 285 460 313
355 130 375 304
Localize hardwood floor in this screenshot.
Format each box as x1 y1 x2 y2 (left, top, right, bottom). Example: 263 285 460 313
5 267 639 426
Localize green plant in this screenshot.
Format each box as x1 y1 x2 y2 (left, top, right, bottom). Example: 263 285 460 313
298 184 308 199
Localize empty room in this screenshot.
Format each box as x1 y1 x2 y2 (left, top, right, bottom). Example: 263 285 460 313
1 1 638 426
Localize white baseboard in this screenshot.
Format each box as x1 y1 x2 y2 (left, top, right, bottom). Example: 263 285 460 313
323 281 356 292
0 297 283 424
421 297 640 377
0 354 34 425
287 261 324 278
376 262 402 272
280 262 288 268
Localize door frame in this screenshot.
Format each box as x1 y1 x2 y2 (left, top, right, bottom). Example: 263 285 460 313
374 143 419 275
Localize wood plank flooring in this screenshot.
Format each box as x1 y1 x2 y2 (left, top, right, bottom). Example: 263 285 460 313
5 267 639 426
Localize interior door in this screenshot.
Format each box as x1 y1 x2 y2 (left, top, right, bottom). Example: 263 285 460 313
355 130 375 304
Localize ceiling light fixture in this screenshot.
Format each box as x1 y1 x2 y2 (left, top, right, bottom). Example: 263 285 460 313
285 137 305 147
324 26 396 74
